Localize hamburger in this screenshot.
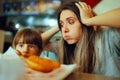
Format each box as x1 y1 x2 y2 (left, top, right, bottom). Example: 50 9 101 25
26 55 60 73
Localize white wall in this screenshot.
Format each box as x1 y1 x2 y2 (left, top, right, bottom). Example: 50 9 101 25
93 0 120 14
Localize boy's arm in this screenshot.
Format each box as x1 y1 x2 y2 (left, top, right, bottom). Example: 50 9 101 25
41 26 59 46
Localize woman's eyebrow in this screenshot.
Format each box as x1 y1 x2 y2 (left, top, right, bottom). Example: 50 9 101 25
18 42 24 44
66 17 76 20
60 16 75 20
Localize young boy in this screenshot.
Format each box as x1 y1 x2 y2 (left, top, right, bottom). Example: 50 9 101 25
12 28 42 58
12 28 58 60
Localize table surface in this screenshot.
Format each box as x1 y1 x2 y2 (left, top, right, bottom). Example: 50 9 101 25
65 72 120 80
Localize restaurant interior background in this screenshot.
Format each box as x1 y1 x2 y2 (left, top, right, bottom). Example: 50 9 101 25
0 0 120 53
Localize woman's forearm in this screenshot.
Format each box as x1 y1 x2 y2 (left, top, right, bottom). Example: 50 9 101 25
85 8 120 28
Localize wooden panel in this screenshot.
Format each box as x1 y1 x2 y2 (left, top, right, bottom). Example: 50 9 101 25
0 30 5 53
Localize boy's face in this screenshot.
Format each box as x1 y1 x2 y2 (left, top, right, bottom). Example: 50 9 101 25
15 38 41 58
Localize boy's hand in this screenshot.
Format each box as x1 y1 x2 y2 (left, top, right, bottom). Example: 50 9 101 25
15 50 22 56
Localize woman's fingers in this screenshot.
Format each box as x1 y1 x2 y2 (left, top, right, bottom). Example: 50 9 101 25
75 1 94 25
75 2 81 10
75 2 91 9
79 2 88 9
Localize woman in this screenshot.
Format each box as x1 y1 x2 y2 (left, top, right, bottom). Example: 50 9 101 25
57 1 120 77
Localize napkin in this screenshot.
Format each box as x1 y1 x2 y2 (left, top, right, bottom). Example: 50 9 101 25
0 47 25 80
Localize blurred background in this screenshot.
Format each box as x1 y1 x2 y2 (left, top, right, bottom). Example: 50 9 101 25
0 0 120 53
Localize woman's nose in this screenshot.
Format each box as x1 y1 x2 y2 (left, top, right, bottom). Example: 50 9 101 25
63 25 69 33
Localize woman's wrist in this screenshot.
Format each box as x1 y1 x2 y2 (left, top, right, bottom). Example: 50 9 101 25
83 18 92 26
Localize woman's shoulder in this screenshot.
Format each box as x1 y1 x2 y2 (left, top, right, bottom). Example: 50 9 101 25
96 27 120 56
97 27 120 36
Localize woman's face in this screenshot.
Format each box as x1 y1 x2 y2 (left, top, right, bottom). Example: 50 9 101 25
59 10 82 44
15 37 41 58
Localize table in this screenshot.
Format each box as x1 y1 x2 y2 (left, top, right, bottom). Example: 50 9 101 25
65 72 120 80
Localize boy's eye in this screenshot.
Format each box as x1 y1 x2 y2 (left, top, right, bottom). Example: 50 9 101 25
29 44 35 48
19 44 23 47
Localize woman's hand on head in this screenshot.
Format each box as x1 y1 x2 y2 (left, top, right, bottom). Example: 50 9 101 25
75 1 94 26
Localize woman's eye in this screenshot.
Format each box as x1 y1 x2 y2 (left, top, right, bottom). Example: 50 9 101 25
69 20 74 24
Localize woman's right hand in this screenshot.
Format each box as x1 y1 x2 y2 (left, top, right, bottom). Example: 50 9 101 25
75 1 94 26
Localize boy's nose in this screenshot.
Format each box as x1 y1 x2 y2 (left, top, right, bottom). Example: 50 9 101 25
23 45 29 51
22 46 29 57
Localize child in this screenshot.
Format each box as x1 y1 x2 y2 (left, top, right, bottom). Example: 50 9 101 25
12 28 42 58
12 28 58 60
